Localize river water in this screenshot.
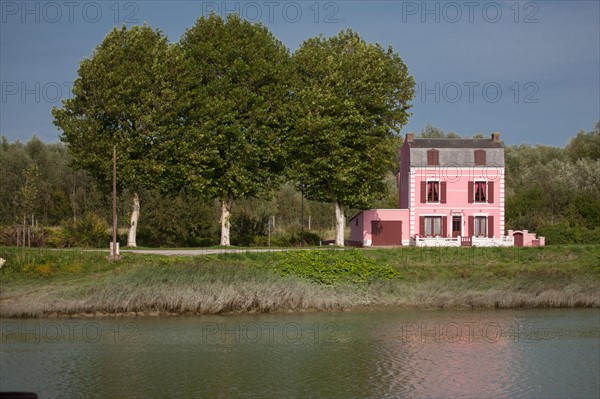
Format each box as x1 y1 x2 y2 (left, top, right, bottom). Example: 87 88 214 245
1 309 599 398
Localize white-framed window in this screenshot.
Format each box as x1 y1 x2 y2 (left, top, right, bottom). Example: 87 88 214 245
424 216 442 236
427 181 440 203
474 216 487 237
474 181 487 202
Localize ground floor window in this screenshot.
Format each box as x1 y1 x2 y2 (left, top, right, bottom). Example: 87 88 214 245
424 216 442 236
474 216 487 237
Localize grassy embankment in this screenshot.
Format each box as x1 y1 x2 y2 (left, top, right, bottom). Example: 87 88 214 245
1 245 599 317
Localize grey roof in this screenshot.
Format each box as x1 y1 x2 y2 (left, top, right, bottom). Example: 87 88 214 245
409 147 505 166
409 138 504 149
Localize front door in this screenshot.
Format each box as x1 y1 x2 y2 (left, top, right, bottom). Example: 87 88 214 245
514 232 524 247
452 216 461 237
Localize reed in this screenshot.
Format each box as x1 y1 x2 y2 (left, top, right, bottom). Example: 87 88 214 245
1 246 598 317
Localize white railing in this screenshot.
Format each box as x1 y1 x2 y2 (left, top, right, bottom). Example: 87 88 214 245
414 235 460 247
414 235 514 247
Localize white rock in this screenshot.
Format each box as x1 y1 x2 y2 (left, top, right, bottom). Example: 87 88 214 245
0 258 5 268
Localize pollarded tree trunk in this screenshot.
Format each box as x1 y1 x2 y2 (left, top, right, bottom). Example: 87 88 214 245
127 192 140 247
220 197 233 246
335 201 345 247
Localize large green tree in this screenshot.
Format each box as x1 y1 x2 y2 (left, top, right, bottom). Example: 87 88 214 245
290 30 415 245
566 121 600 162
178 14 292 246
52 25 179 247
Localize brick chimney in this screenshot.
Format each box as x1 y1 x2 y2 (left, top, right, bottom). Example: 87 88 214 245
406 132 414 143
491 132 500 143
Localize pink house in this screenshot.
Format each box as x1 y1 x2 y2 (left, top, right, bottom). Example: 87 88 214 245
350 132 544 247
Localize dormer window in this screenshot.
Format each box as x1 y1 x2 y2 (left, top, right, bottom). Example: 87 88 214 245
427 149 439 166
474 149 486 166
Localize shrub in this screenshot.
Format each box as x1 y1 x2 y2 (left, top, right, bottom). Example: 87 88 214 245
231 212 269 246
136 191 218 247
273 249 401 284
0 225 51 247
537 223 600 245
48 212 110 248
267 226 323 247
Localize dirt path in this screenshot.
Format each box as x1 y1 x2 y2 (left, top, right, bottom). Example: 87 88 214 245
120 248 321 256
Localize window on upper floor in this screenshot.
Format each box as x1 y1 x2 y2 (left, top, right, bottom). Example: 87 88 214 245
474 149 486 166
468 181 495 204
421 181 447 204
475 181 486 202
427 181 439 202
427 149 439 166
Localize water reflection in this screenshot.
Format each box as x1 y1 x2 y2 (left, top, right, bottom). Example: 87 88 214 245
371 312 525 398
1 309 599 398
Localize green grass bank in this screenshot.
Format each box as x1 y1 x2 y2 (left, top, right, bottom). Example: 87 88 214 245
1 245 599 317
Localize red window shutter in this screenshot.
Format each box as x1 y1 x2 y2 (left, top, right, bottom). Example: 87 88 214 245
488 181 494 204
440 181 447 203
468 181 474 203
419 216 425 236
475 149 486 165
427 149 439 166
488 216 494 238
420 181 426 203
468 216 474 237
442 216 447 238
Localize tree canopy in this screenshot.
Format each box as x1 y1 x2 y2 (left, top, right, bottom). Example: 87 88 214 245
52 25 176 191
289 29 415 244
178 14 293 245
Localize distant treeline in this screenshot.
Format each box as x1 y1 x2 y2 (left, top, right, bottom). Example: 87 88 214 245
1 121 599 246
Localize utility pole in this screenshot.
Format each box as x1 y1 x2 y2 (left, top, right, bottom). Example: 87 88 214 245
110 145 118 260
301 183 305 247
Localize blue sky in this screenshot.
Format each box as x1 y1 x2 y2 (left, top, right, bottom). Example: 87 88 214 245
1 0 599 146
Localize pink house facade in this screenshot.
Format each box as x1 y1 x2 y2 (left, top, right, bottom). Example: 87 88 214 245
350 133 544 247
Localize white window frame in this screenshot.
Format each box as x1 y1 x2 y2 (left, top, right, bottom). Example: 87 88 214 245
426 179 440 204
423 215 443 237
474 179 488 203
474 216 487 237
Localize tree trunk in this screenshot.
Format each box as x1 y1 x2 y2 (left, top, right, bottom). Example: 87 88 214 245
220 197 233 246
335 201 345 247
127 192 140 247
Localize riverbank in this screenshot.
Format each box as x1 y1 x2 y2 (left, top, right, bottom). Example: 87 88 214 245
1 245 599 317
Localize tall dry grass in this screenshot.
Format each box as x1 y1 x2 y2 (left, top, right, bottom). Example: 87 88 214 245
1 246 599 317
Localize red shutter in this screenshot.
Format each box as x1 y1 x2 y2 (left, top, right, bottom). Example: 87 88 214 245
488 216 494 238
419 216 425 236
468 181 474 203
440 181 447 203
488 181 494 204
420 181 426 203
427 149 439 166
468 216 474 237
475 150 486 165
442 216 447 238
